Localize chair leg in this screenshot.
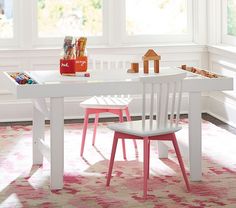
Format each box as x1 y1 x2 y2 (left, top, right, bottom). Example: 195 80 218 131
119 110 127 160
124 107 131 121
92 113 99 146
143 137 149 198
124 107 138 149
171 134 191 192
106 132 119 186
80 109 89 157
147 140 150 179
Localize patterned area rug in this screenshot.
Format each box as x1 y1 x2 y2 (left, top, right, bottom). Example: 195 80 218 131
0 119 236 208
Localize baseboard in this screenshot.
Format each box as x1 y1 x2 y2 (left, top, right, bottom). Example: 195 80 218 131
206 93 236 128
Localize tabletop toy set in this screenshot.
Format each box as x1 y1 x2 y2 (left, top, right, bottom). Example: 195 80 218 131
10 72 37 85
126 49 220 78
180 65 221 78
127 49 161 74
60 36 89 76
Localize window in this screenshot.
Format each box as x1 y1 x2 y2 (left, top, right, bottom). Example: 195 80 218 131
126 0 188 36
0 0 194 48
0 0 13 39
37 0 103 38
227 0 236 37
34 0 192 46
122 0 192 44
222 0 236 45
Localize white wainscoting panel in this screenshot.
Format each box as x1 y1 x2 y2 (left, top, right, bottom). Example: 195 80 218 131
207 48 236 127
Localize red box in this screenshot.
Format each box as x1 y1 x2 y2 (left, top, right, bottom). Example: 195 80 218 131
75 56 88 72
60 59 75 75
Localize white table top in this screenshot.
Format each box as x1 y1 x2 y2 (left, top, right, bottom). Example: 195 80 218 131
2 67 233 99
29 67 186 85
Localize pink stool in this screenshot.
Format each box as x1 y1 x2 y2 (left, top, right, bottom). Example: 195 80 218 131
80 96 137 159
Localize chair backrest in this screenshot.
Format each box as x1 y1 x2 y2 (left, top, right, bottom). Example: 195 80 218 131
140 73 186 129
88 54 141 72
88 54 141 99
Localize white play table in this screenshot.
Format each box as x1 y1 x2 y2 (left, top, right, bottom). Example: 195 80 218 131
2 67 233 190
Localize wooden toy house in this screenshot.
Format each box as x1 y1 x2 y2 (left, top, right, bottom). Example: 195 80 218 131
142 49 161 74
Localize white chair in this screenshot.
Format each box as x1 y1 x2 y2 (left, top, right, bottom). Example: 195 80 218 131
106 72 190 198
80 55 138 158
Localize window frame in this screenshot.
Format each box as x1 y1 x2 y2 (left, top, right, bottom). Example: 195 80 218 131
222 0 236 46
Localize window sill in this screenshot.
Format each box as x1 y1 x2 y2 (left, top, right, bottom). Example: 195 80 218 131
208 44 236 58
0 43 207 57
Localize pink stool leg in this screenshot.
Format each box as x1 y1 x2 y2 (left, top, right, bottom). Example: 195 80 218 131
92 113 99 146
124 107 138 149
80 109 90 157
106 132 119 186
124 107 131 121
143 137 149 198
119 110 126 160
172 134 191 192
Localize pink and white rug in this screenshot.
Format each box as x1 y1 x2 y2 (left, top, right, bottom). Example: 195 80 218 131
0 119 236 207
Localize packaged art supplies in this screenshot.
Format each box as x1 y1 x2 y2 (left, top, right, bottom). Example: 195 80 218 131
63 36 75 60
74 36 88 72
75 37 87 57
60 59 76 75
64 45 75 60
10 72 37 85
60 36 88 75
60 36 76 74
75 56 88 72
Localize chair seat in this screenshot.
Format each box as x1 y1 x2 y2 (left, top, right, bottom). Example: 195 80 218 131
108 120 182 137
80 96 132 109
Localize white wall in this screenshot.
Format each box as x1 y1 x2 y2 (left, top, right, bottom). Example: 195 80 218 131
0 45 208 122
207 46 236 127
205 0 236 127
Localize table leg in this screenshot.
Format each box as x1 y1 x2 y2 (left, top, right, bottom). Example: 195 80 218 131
189 92 202 181
33 100 44 165
50 97 64 190
157 141 168 158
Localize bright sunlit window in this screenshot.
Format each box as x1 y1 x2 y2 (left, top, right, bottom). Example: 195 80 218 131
222 0 236 45
0 0 194 47
0 0 13 39
37 0 103 38
123 0 192 44
126 0 188 35
227 0 236 37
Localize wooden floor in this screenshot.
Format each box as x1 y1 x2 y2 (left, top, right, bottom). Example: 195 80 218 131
0 113 236 135
202 113 236 134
